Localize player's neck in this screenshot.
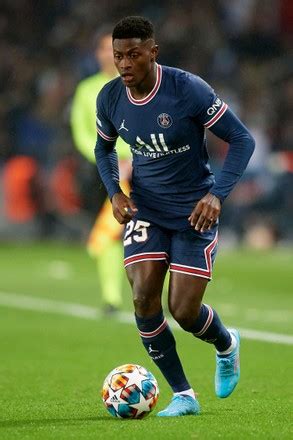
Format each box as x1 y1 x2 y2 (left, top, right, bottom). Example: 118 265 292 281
130 63 157 100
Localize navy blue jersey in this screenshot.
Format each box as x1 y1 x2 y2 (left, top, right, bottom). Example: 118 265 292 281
95 64 255 229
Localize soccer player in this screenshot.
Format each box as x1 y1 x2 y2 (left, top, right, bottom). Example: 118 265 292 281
71 27 132 313
95 16 255 416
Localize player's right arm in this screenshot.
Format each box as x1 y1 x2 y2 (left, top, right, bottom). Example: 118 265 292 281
94 88 137 224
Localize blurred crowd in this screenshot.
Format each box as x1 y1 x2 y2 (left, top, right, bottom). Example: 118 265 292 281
0 0 292 247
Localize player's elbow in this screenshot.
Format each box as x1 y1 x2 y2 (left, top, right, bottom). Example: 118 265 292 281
243 130 255 157
248 131 255 151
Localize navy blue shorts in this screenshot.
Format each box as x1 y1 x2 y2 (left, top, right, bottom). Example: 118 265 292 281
123 219 218 280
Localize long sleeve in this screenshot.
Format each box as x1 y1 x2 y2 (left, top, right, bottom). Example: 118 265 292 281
94 84 123 199
208 108 255 202
94 136 121 200
182 73 255 203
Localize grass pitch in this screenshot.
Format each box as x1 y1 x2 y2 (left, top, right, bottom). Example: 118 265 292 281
0 243 292 439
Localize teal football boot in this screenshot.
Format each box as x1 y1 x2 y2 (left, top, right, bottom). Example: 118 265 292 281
157 395 200 417
215 328 240 398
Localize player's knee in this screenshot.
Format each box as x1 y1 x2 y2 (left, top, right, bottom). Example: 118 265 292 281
133 291 161 317
132 277 161 316
127 264 164 317
170 302 201 330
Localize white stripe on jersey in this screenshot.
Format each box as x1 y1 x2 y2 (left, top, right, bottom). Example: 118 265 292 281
136 136 155 152
159 133 169 152
151 134 162 152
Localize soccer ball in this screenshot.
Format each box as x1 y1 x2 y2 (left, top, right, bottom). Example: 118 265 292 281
101 364 159 419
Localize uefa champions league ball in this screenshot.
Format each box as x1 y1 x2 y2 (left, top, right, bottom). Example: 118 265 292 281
102 364 159 419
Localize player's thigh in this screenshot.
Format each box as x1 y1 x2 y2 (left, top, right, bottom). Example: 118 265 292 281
124 218 170 315
126 260 168 315
168 225 218 323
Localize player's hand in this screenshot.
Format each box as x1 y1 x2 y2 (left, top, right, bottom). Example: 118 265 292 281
111 191 138 224
188 193 221 233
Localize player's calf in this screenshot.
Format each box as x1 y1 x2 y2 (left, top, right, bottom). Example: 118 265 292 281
135 309 193 393
182 304 240 397
183 303 232 352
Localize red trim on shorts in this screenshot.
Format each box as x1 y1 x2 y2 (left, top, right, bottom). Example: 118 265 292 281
124 251 168 268
169 232 218 279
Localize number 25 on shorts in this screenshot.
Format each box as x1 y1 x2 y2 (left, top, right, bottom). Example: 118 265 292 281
124 220 150 246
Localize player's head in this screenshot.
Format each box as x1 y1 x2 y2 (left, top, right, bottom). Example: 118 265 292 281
93 25 117 76
112 16 158 87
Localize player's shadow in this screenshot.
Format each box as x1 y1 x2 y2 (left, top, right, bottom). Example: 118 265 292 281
0 416 112 429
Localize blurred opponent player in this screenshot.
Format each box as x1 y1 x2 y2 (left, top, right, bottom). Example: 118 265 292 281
95 17 255 416
71 27 132 313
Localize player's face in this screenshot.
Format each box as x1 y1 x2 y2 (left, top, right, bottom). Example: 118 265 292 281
112 38 158 88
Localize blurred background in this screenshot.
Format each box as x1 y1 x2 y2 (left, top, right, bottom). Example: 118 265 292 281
0 2 292 437
0 0 292 247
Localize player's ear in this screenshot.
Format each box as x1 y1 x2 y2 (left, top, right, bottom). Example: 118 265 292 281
151 44 159 62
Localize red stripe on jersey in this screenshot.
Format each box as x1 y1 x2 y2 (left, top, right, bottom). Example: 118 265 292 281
204 103 228 129
97 128 117 142
126 64 162 106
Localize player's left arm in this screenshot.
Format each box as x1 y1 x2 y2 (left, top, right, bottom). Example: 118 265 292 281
190 109 255 231
186 76 255 232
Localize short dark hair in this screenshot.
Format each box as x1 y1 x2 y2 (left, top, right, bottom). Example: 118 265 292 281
112 16 154 41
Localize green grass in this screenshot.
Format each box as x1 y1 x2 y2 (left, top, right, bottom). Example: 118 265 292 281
0 243 292 439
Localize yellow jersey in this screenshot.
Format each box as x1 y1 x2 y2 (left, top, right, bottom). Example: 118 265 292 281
70 72 131 163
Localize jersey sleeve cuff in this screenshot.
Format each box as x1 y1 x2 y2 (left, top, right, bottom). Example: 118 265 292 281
109 184 122 201
209 189 225 204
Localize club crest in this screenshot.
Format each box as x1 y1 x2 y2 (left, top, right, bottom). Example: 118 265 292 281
157 113 173 128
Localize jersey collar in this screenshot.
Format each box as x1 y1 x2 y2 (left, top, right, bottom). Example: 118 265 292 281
126 64 162 106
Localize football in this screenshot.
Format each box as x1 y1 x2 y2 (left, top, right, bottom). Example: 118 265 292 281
101 363 159 419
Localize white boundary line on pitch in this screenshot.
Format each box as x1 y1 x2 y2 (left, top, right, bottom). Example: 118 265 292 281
0 291 293 346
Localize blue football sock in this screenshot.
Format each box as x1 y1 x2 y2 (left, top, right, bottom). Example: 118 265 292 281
135 310 191 393
187 304 231 352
